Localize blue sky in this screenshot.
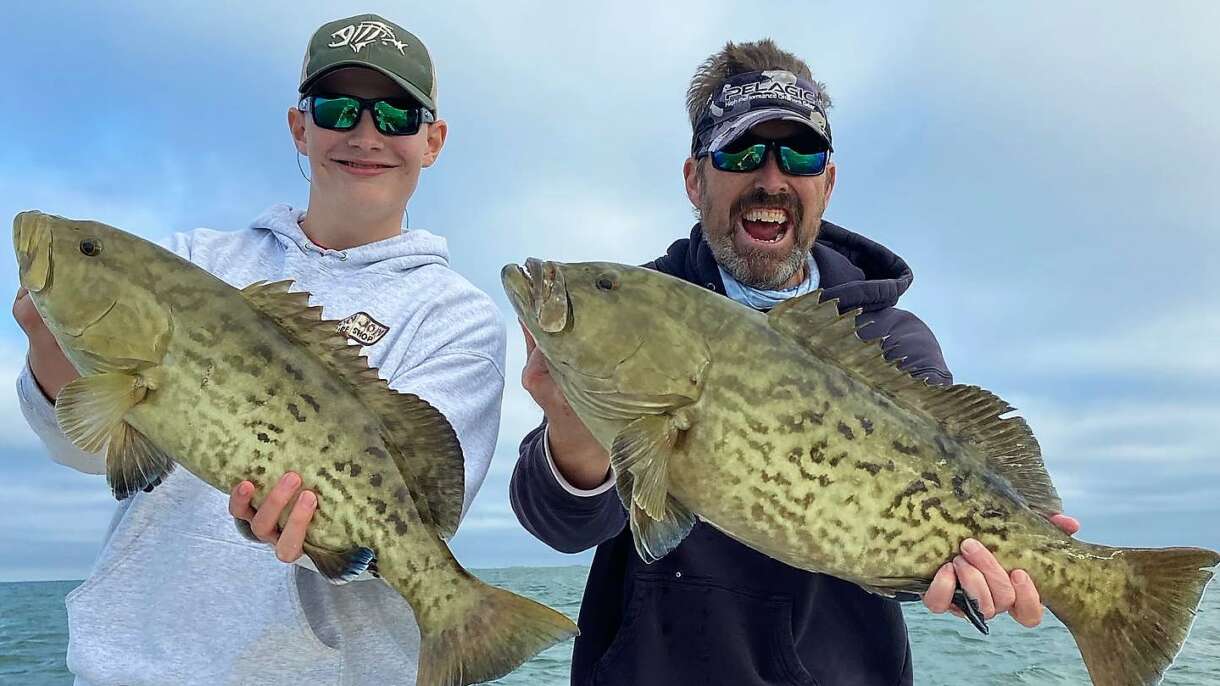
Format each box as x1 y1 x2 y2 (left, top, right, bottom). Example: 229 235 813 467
2 2 1218 581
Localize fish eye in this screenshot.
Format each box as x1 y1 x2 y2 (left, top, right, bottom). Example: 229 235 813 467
595 273 619 291
79 238 103 257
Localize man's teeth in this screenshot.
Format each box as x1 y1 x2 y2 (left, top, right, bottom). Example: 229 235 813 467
743 208 789 224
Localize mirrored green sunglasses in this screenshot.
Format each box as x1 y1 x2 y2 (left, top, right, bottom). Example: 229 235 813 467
299 94 435 136
709 139 829 176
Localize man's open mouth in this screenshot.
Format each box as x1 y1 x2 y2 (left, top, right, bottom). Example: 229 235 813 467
738 207 793 244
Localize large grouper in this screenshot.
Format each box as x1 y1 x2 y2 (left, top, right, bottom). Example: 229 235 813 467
502 257 1218 686
13 211 577 686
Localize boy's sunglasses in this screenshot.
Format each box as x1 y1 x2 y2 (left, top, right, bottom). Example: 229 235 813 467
708 138 830 176
298 94 435 136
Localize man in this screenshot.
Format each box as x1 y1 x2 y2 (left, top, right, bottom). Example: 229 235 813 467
14 14 506 685
510 40 1078 685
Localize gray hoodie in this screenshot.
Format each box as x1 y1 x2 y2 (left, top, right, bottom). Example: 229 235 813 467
16 204 507 685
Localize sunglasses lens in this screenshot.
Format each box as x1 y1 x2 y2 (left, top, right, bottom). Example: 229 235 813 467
312 96 360 130
778 147 828 176
372 101 420 135
711 144 767 172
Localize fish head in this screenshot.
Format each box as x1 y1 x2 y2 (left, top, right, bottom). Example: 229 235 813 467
503 259 711 419
12 211 173 371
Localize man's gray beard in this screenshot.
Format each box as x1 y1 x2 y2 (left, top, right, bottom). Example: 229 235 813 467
703 221 811 290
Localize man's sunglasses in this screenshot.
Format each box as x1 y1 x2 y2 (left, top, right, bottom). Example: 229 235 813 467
298 94 435 136
708 138 830 176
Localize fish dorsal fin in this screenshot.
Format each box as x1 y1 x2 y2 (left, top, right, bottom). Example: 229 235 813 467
240 280 465 538
768 290 1062 516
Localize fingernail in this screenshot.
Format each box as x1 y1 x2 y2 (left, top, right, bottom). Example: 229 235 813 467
1013 570 1029 584
300 491 316 508
281 473 300 488
239 482 252 496
953 555 965 567
961 539 982 554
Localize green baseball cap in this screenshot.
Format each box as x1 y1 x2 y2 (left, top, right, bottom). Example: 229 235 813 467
298 14 437 113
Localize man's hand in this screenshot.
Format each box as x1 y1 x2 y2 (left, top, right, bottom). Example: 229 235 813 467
924 514 1081 627
519 323 611 489
13 287 78 400
229 472 317 564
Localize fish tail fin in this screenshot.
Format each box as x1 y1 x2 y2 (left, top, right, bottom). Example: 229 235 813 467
414 570 578 686
1059 545 1217 685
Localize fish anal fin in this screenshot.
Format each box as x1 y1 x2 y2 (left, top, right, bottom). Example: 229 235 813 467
239 280 465 537
106 420 175 500
302 541 378 583
768 291 1062 516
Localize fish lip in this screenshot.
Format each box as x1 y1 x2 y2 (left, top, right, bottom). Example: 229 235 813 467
13 210 52 293
500 262 535 321
501 258 569 333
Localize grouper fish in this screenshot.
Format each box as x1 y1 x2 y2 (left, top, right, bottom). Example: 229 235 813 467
13 211 577 686
502 258 1218 686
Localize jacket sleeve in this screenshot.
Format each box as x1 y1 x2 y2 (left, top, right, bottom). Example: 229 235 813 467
509 420 627 553
861 308 953 386
13 231 197 475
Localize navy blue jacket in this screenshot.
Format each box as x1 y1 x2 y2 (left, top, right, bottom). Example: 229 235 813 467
510 222 952 686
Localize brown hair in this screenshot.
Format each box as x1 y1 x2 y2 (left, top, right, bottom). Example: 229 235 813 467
685 39 831 129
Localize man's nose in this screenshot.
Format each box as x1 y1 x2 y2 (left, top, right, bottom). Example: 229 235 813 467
754 152 789 195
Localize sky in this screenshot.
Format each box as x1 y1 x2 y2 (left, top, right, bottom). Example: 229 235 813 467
1 1 1217 581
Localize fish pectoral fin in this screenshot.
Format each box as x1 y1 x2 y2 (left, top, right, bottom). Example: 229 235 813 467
614 457 697 564
611 413 689 521
302 542 378 584
106 420 175 500
56 373 149 453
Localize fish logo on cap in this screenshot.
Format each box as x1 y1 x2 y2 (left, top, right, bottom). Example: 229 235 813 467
328 20 409 55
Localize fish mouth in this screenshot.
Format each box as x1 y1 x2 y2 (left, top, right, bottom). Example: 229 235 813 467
501 258 570 334
13 211 53 293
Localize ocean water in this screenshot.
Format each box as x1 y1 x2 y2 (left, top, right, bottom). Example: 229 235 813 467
1 567 1216 685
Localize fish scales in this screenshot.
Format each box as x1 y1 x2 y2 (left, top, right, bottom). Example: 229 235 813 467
15 212 577 686
504 258 1219 686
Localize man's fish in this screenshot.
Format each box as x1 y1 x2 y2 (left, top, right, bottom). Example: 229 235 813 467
503 258 1218 686
13 211 577 686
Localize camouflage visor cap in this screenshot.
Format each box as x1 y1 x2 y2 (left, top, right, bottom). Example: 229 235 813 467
692 70 831 157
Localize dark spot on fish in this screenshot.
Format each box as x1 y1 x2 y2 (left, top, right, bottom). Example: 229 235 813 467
800 492 816 509
982 508 1007 519
746 419 770 435
334 461 346 473
327 434 338 445
837 422 856 441
752 503 766 520
787 448 803 465
892 441 920 456
808 438 829 464
921 471 942 487
826 381 846 399
952 475 968 500
370 473 383 487
349 463 362 478
320 445 330 454
366 447 388 460
856 416 874 435
844 494 856 506
244 393 266 407
393 486 410 504
288 403 306 423
301 394 320 413
815 474 834 488
855 462 883 476
284 363 304 382
369 498 388 515
388 513 409 536
266 386 278 398
251 343 273 363
828 452 848 467
257 432 271 444
253 465 266 476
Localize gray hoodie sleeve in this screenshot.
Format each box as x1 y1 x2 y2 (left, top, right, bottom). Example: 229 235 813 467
13 231 195 475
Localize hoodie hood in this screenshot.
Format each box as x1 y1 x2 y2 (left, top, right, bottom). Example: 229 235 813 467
656 221 914 314
250 204 449 273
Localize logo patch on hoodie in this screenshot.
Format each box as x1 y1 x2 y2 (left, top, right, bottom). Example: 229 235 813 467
338 312 390 346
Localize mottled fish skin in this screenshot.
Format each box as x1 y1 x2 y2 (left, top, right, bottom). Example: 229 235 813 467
504 259 1219 686
14 212 577 686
